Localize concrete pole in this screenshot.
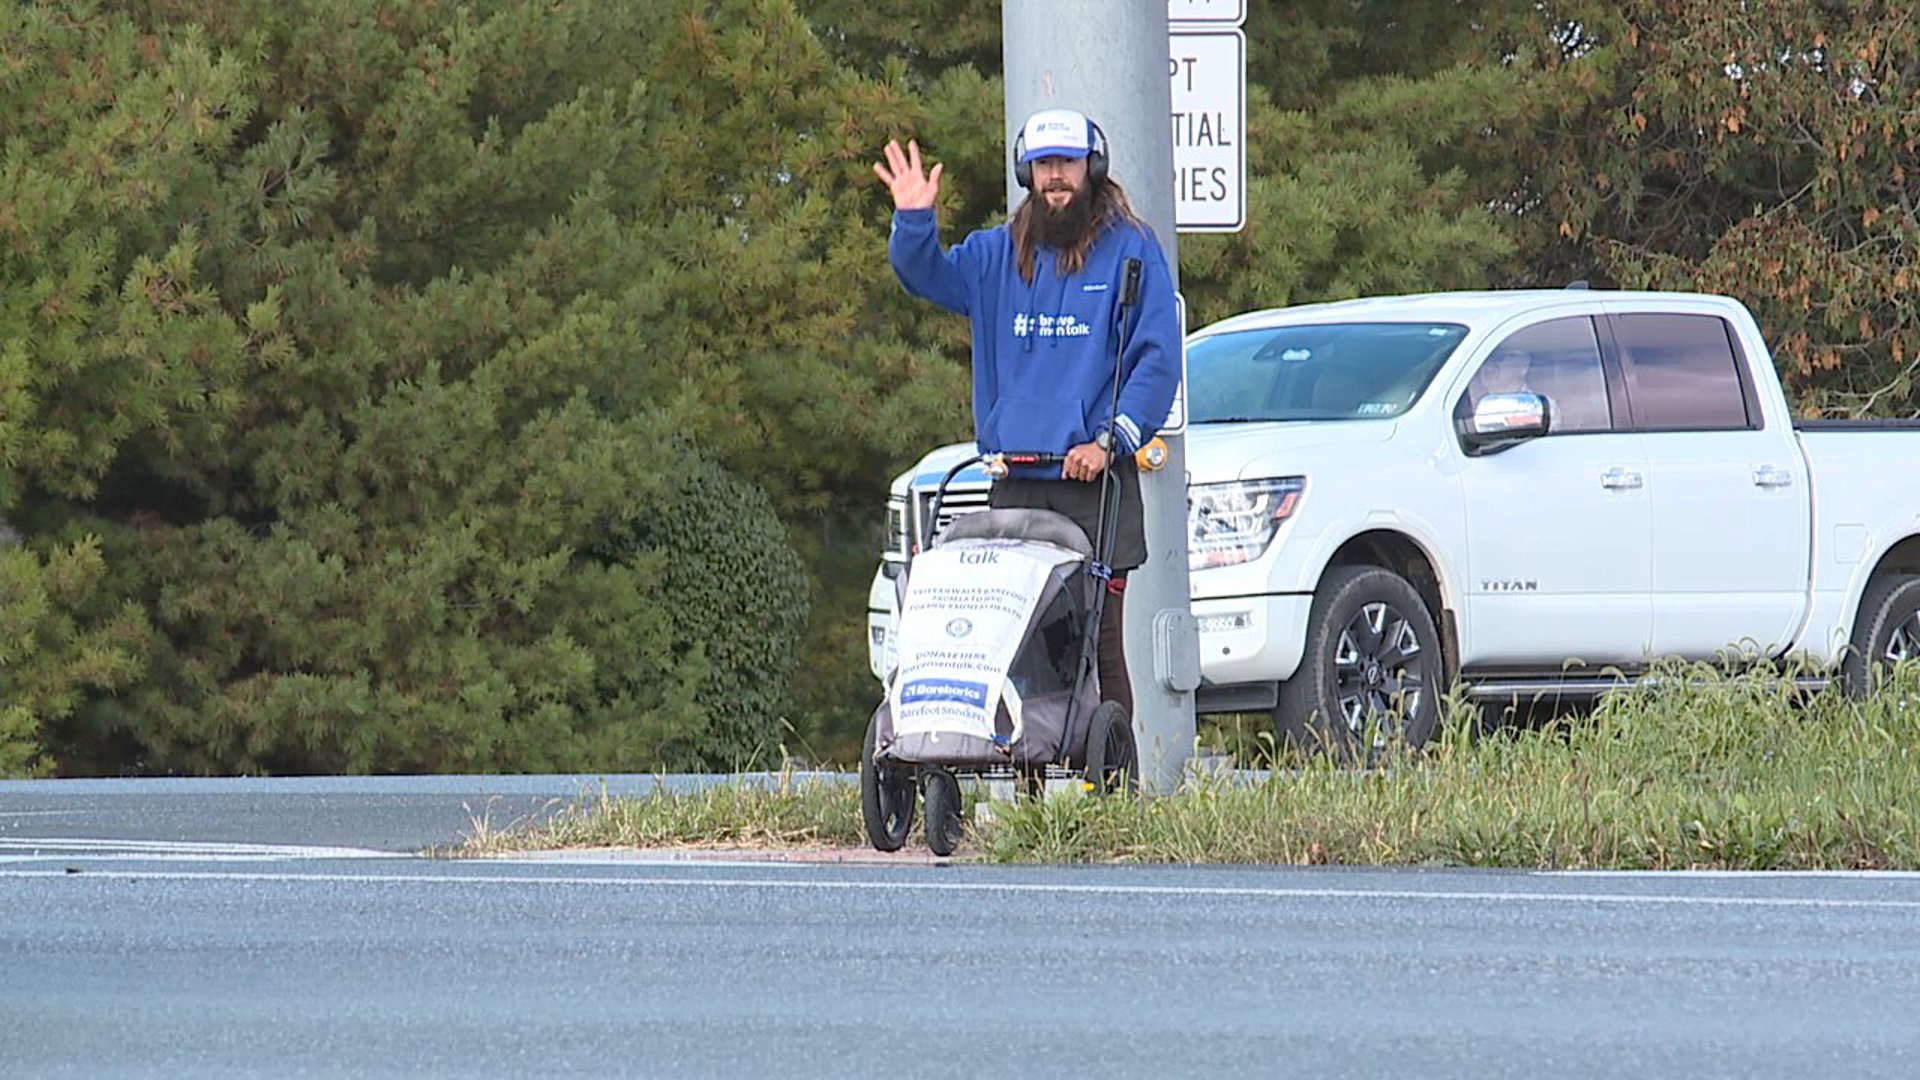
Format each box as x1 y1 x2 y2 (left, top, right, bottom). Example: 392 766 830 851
1004 0 1197 794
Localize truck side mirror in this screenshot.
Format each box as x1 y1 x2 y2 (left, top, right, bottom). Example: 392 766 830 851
1461 392 1551 454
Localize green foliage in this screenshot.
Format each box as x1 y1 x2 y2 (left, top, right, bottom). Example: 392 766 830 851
3 1 830 775
1178 63 1526 327
74 406 763 776
0 9 257 506
0 535 150 776
804 0 1001 80
610 451 810 770
1495 0 1920 417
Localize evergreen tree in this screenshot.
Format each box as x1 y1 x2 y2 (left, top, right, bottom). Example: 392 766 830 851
2 1 838 774
1493 0 1920 416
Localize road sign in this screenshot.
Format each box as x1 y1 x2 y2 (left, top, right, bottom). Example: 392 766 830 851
1170 29 1245 233
1162 292 1189 435
1168 0 1245 25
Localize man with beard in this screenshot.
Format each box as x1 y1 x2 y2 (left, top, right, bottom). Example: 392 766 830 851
874 107 1181 725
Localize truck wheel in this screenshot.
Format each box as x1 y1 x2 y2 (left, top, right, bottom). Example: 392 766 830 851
1841 574 1920 699
1275 565 1444 761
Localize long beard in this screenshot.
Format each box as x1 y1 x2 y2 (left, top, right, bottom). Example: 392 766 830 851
1035 184 1096 249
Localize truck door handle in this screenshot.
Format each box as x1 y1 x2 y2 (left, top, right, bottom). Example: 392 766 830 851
1752 464 1794 489
1601 467 1644 490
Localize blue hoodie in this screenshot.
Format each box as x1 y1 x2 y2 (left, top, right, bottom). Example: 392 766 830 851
889 206 1181 479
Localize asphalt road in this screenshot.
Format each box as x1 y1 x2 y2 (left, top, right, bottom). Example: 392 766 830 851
0 773 834 851
3 780 1919 1079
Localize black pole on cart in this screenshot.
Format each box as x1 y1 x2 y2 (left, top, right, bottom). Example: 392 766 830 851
1059 256 1142 768
920 455 988 558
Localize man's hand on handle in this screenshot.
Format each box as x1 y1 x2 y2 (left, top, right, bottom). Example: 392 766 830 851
1063 441 1109 483
873 139 943 211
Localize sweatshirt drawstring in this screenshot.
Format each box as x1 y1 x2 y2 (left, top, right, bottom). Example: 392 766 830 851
1050 264 1069 349
1022 266 1037 353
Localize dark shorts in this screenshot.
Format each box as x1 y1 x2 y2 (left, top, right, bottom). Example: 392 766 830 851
988 458 1146 571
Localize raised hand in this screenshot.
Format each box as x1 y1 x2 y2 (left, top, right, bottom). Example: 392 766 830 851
873 139 943 211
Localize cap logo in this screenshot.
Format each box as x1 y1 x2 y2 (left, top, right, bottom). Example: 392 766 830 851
1019 108 1094 162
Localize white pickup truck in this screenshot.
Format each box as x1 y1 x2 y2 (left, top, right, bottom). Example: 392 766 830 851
869 289 1920 753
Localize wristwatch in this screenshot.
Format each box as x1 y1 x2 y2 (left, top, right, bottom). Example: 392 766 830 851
1094 429 1113 451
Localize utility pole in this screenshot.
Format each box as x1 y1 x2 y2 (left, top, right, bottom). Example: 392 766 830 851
1004 0 1199 794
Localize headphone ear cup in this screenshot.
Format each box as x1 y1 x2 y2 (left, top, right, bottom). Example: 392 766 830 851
1088 122 1109 186
1013 131 1032 189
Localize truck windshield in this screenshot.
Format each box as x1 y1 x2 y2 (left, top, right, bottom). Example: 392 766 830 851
1187 322 1470 423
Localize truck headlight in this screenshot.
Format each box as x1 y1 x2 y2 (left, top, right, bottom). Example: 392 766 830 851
885 498 907 559
1189 477 1305 570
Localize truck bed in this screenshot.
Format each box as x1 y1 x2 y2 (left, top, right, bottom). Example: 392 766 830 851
1794 418 1920 430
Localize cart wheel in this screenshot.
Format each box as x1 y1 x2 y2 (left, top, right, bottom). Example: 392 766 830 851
860 711 916 851
1084 701 1138 795
922 769 964 857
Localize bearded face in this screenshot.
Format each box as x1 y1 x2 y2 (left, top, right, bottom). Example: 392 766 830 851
1032 159 1096 249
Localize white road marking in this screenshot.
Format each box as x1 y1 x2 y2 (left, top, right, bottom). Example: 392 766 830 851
1543 868 1920 879
0 837 405 861
0 866 1916 911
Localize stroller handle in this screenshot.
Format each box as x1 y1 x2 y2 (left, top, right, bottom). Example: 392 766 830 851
983 451 1065 478
915 451 1061 554
915 449 1077 552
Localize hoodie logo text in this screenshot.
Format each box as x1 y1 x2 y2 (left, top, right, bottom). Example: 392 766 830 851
1012 312 1093 339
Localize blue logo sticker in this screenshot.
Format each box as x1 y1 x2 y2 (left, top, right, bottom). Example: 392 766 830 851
900 679 989 709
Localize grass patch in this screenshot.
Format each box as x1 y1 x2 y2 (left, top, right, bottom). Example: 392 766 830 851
466 662 1920 869
454 774 862 857
988 662 1920 868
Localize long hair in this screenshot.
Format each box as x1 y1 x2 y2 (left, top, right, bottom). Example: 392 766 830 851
1010 178 1142 284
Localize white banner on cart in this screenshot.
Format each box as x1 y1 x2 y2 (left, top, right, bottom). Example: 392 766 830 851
887 540 1062 742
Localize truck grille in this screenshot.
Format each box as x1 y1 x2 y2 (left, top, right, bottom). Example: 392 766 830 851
912 483 992 553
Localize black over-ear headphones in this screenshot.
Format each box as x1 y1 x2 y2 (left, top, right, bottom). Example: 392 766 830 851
1013 117 1109 191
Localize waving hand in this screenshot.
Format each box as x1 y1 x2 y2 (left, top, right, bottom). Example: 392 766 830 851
873 139 943 211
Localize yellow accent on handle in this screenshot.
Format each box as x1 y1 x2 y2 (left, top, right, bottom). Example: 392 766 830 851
1135 437 1169 471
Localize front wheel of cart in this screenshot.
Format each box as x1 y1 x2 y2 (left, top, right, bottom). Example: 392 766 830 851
860 711 916 851
922 768 964 857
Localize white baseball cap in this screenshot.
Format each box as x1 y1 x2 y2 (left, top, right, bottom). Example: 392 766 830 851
1018 108 1097 162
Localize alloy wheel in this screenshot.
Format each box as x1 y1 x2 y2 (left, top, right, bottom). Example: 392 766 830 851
1333 601 1429 747
1883 610 1919 665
